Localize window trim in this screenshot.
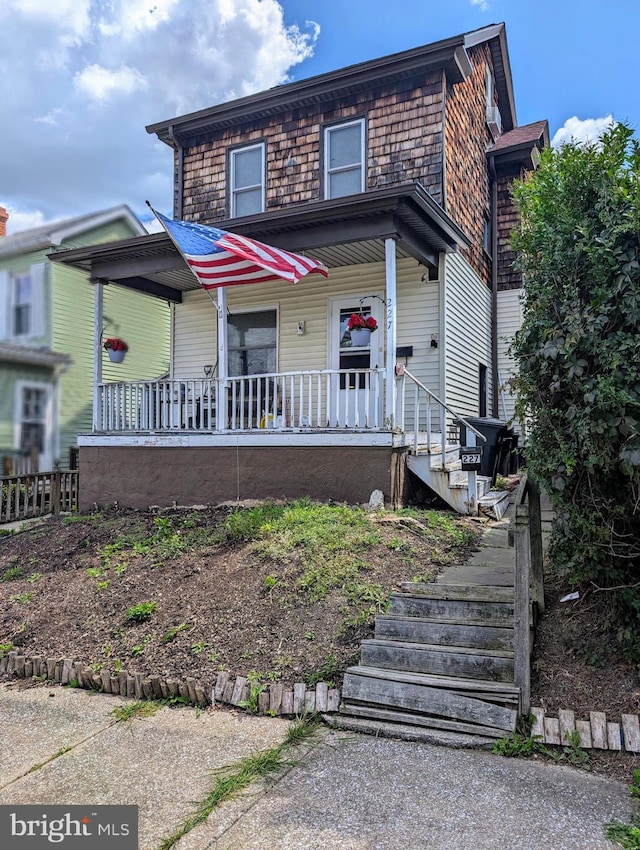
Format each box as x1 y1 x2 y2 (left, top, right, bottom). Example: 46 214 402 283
323 118 366 200
229 142 266 218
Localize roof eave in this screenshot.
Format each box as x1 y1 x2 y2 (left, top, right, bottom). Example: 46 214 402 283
147 35 471 143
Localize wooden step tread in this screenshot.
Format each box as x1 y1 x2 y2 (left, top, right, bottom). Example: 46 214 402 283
377 614 514 631
389 595 515 626
342 667 518 732
363 638 514 659
374 615 514 651
399 583 514 602
337 704 509 740
360 641 515 683
345 664 521 696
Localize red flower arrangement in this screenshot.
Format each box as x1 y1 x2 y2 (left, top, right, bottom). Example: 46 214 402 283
103 337 129 352
347 313 377 332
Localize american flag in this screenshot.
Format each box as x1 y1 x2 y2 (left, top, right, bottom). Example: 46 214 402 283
153 209 328 289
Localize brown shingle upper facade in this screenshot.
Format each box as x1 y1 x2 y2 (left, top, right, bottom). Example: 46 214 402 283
146 23 545 288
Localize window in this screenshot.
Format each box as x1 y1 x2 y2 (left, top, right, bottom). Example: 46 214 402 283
12 271 32 337
324 119 365 199
483 215 492 255
227 309 277 376
0 263 45 342
479 364 487 417
485 64 494 109
20 386 47 454
230 143 265 217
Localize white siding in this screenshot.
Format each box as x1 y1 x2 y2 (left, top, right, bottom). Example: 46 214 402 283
173 257 441 395
443 252 492 419
496 287 523 427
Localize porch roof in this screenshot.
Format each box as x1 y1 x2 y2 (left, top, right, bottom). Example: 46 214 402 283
48 184 471 304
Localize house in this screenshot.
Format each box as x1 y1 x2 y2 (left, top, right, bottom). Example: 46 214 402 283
51 23 548 513
0 206 170 471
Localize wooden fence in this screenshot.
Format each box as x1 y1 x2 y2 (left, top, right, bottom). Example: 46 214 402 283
1 464 79 524
511 473 545 715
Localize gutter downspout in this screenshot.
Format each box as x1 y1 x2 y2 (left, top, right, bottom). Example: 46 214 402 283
166 125 184 220
488 154 499 418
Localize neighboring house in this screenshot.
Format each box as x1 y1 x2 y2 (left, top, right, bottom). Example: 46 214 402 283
52 23 547 512
0 206 170 471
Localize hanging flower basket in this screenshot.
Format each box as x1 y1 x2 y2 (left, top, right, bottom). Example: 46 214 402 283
104 337 128 363
347 313 377 347
349 328 372 346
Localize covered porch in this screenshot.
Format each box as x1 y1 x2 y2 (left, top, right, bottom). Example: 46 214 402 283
50 185 479 509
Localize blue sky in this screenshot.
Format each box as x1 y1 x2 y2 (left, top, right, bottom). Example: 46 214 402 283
0 0 637 233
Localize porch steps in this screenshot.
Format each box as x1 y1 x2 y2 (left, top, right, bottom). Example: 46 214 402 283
406 451 510 519
337 581 525 739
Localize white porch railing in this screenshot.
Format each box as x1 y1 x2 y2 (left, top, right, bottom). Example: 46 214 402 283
97 369 386 433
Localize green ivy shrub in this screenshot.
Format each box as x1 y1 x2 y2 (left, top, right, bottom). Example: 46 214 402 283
511 123 640 658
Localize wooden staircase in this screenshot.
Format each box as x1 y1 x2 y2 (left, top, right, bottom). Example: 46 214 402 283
339 582 522 739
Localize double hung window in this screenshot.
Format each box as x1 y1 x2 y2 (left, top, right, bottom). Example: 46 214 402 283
324 119 365 199
230 143 265 217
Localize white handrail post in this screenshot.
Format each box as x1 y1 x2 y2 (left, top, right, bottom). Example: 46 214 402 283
384 238 397 428
216 286 228 432
92 279 104 431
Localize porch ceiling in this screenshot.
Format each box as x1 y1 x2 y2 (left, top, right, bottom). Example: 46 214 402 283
49 184 470 302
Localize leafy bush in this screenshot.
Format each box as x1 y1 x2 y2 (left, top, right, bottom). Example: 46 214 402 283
511 123 640 657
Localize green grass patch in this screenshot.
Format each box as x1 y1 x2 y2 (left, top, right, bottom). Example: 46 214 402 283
157 715 319 850
2 565 23 581
163 623 190 643
125 601 158 623
0 641 14 658
251 500 383 601
604 770 640 849
111 701 162 722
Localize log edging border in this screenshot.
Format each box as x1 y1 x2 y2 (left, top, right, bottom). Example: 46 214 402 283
0 651 340 716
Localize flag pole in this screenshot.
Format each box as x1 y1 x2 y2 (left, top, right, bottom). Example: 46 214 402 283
147 202 228 428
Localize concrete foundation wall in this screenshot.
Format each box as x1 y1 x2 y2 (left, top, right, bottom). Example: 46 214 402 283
79 445 409 510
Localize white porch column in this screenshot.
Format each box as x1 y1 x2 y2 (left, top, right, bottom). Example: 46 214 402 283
216 286 228 431
384 237 397 428
92 280 104 431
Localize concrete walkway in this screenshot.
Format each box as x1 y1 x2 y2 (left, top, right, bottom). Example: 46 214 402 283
0 683 632 850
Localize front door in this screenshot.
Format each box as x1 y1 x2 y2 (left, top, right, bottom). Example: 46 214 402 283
329 295 384 428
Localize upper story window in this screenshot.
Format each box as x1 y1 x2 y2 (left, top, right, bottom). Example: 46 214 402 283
230 143 265 217
0 263 45 342
12 271 32 337
324 119 365 199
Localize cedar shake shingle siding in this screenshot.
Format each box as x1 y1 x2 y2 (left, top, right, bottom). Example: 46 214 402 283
444 42 495 285
497 168 525 291
180 71 446 223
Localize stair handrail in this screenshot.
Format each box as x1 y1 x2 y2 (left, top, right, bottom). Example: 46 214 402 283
511 472 544 715
399 368 487 459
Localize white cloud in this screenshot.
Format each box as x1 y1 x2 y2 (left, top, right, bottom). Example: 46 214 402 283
98 0 180 40
73 65 148 104
1 207 48 235
551 115 616 148
471 0 490 11
0 0 319 229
